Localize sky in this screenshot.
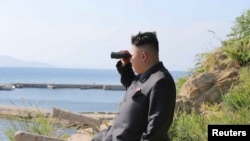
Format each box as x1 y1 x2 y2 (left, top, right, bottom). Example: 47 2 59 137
0 0 249 71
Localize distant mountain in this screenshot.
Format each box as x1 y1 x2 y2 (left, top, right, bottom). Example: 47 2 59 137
0 55 53 68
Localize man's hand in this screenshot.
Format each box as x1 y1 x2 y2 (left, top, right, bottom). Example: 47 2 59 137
120 50 130 66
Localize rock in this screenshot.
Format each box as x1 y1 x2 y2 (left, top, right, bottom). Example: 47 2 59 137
176 68 239 113
67 119 113 141
15 131 65 141
52 108 101 131
67 131 92 141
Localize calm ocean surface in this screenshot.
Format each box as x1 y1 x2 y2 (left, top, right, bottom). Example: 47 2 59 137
0 67 187 140
0 67 187 112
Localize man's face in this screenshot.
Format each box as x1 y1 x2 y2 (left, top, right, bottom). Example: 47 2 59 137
130 45 143 74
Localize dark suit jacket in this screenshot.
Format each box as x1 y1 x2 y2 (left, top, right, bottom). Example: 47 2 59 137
92 61 176 141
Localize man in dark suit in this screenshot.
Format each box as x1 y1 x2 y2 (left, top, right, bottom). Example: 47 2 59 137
92 31 176 141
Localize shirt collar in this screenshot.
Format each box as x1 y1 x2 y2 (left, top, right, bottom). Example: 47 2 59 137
138 62 164 83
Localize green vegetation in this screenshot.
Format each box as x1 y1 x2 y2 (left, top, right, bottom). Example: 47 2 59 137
175 76 188 94
4 113 53 141
170 9 250 140
171 67 250 140
3 107 70 141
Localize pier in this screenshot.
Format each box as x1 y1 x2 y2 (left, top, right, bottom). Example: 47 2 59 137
0 83 125 91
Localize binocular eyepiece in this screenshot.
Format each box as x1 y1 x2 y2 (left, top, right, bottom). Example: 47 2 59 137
111 52 131 59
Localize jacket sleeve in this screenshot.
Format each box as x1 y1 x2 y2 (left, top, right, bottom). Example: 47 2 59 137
141 78 176 141
116 61 135 88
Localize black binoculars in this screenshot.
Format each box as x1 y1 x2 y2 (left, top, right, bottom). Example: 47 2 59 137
111 52 131 59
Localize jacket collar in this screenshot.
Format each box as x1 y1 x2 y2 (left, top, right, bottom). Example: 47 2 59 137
137 62 164 83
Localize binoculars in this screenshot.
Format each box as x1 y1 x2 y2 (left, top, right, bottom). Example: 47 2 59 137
111 52 131 59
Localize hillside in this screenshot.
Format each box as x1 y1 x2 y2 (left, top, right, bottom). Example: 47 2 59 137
169 9 250 140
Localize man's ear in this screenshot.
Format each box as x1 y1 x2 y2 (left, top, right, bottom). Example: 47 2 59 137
142 51 147 61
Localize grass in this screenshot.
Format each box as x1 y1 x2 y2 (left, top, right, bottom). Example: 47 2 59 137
4 110 54 141
169 109 208 141
1 104 70 141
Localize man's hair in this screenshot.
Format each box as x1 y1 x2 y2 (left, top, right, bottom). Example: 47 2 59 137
131 31 159 53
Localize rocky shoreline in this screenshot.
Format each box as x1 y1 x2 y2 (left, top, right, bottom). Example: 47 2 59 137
0 105 115 141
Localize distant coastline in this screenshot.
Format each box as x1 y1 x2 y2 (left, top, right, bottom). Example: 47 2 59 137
0 54 188 72
0 54 52 68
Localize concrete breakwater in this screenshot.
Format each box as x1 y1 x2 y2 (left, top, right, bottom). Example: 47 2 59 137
0 83 125 90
